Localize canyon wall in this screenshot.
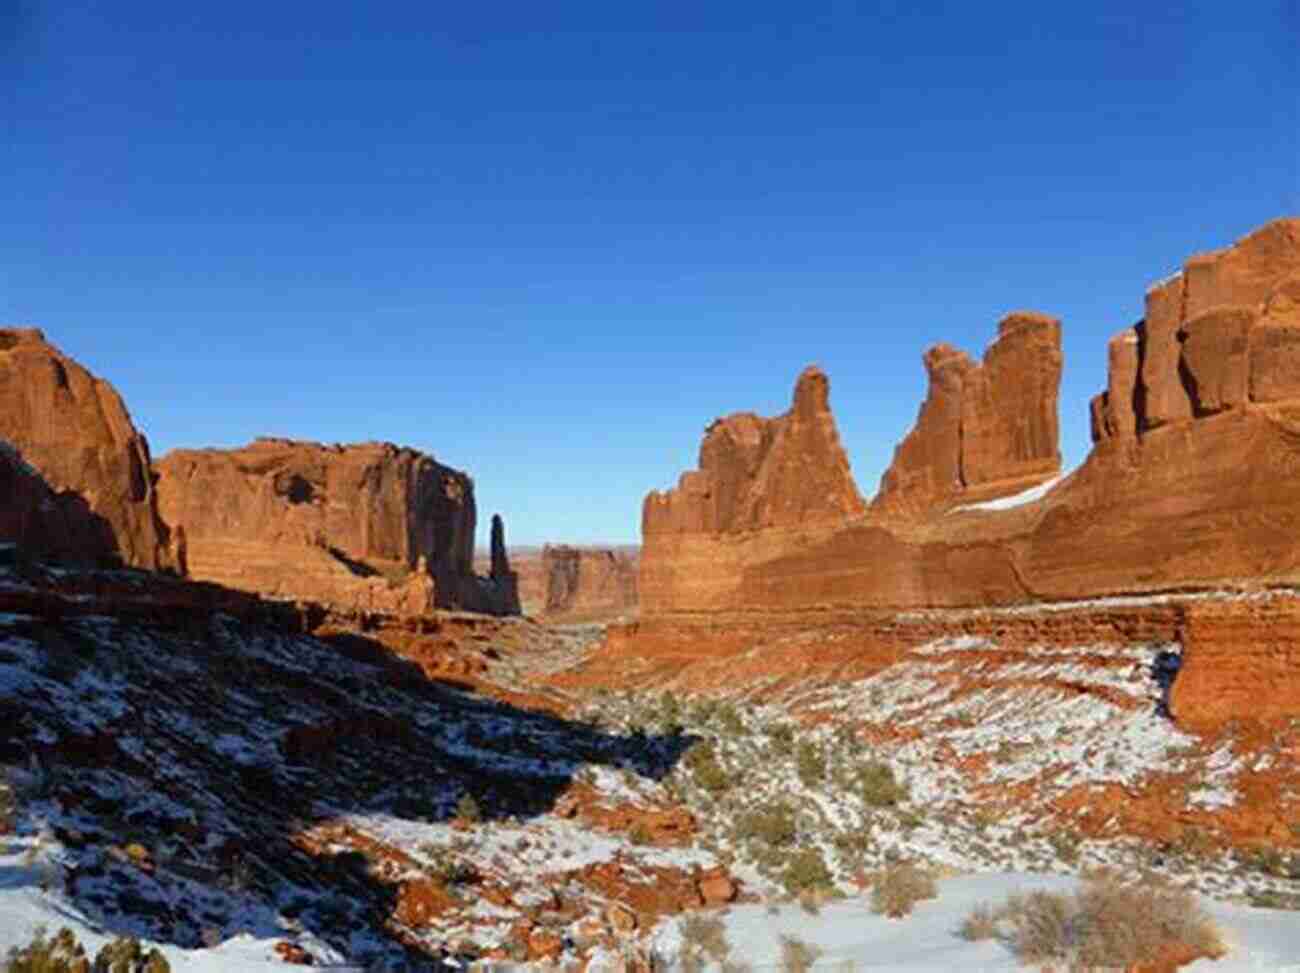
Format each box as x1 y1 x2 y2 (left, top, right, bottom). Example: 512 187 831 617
541 545 638 620
0 328 181 571
156 438 518 616
640 218 1300 621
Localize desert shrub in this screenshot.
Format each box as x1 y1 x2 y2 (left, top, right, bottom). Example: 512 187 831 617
1248 889 1300 910
987 873 1223 968
766 722 796 756
1169 825 1216 863
4 927 171 973
869 862 937 918
778 935 822 973
685 741 731 795
0 771 14 834
958 902 999 941
93 937 171 973
5 926 86 973
1047 828 1081 865
714 703 746 738
796 741 825 787
735 802 797 848
677 913 731 973
455 792 481 823
856 760 907 808
781 847 833 896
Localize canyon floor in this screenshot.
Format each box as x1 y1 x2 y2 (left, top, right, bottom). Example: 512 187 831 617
2 554 1300 970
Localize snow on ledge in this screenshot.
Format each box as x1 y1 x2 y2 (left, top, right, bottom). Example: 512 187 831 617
953 474 1067 513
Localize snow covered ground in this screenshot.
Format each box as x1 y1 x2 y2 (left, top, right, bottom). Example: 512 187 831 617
649 873 1300 971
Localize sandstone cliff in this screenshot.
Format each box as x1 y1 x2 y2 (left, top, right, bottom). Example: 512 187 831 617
875 311 1062 516
0 328 180 571
640 218 1300 618
643 366 867 537
542 545 638 620
156 438 518 616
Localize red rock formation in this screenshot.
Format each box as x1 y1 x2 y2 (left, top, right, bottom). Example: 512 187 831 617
876 311 1062 515
1096 219 1300 437
636 217 1300 736
541 545 638 620
156 438 516 615
1172 599 1300 733
644 366 866 537
0 328 180 571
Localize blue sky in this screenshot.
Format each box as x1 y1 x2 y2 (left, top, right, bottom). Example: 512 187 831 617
3 2 1296 546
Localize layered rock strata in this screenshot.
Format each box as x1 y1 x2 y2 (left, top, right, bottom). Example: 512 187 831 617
0 328 180 570
542 545 638 620
875 311 1063 516
636 218 1300 731
156 438 517 616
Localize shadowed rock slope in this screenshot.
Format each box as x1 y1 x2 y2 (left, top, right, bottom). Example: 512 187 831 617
0 328 181 571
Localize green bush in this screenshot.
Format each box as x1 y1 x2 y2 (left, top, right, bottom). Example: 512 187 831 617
857 761 908 808
781 847 833 896
455 792 481 823
4 927 172 973
736 802 797 848
684 741 731 795
766 723 796 756
796 741 825 787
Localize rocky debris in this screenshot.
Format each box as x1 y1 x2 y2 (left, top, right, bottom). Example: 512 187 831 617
155 438 519 616
643 366 866 537
552 782 695 845
0 328 180 571
875 311 1063 515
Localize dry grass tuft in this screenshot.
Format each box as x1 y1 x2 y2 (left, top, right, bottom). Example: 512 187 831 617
778 935 823 973
962 872 1225 969
869 862 937 918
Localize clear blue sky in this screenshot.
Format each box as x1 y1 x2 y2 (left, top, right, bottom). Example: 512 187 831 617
3 2 1296 546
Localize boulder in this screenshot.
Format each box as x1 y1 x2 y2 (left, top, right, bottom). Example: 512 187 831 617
0 328 178 570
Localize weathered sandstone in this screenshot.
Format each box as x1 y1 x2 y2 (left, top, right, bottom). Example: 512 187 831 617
636 218 1300 733
875 311 1062 515
643 366 866 537
0 328 179 570
542 545 638 619
156 438 517 615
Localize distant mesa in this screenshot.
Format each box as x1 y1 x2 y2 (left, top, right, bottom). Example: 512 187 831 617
480 544 639 621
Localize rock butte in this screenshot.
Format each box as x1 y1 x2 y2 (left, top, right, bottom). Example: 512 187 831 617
632 217 1300 731
0 327 182 571
155 438 520 616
